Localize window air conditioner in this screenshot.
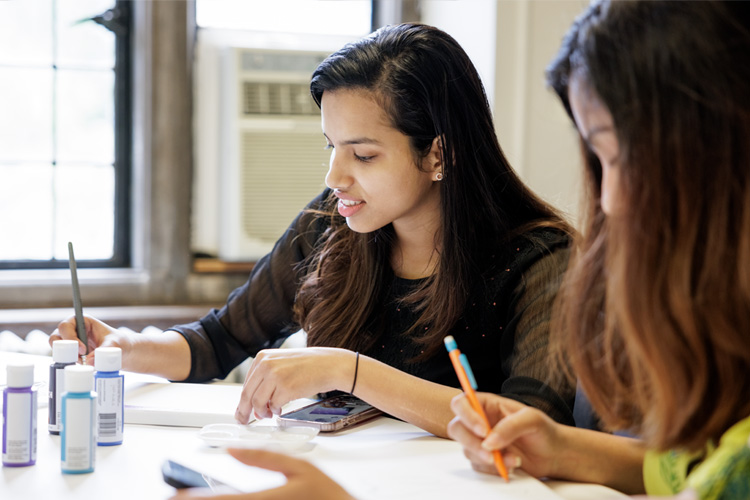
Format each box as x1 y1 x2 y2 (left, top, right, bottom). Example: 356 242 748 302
218 48 332 262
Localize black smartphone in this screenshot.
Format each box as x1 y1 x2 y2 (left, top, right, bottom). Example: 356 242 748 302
162 459 238 492
277 394 382 432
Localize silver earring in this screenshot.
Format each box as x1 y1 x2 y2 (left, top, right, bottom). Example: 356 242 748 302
435 172 443 181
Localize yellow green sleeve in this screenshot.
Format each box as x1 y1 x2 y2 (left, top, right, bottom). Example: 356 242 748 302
643 416 750 500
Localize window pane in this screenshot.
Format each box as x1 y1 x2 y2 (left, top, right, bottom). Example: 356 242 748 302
0 0 124 268
0 67 54 163
0 164 54 260
57 68 115 164
57 0 116 69
53 164 115 260
0 0 54 66
196 0 371 36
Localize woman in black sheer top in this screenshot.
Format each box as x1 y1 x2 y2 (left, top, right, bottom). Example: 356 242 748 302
53 23 575 438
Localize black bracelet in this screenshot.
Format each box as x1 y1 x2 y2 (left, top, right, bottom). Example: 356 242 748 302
350 351 360 395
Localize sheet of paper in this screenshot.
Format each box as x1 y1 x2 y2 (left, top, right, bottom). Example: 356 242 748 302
124 381 246 427
311 418 566 500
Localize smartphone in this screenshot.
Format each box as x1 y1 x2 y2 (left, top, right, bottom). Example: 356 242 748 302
277 394 382 432
161 459 239 492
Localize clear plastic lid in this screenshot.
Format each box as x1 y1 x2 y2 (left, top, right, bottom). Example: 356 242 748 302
95 347 122 372
6 363 34 388
52 339 80 364
199 423 318 451
64 364 94 393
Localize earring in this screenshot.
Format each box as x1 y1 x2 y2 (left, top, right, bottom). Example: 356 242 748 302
435 172 443 181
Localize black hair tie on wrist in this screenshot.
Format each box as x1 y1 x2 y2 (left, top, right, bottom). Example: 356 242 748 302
350 351 360 395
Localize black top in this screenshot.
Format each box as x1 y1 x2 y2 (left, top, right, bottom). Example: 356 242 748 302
171 189 576 425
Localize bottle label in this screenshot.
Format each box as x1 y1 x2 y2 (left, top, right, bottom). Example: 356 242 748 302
62 396 96 472
2 391 37 465
48 366 67 433
96 375 123 443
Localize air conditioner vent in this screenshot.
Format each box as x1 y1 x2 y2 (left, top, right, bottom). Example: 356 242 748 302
242 82 319 116
240 130 329 242
240 51 327 73
217 47 333 261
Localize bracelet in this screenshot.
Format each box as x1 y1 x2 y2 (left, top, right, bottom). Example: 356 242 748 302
350 351 360 395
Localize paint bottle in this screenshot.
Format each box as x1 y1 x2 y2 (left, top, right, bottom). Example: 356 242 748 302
61 365 96 474
2 363 37 467
49 339 79 435
94 347 123 446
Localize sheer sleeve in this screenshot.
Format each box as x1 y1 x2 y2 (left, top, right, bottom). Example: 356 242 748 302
499 245 576 425
170 190 330 382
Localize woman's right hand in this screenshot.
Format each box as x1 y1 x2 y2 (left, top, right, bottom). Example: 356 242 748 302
447 392 567 479
168 449 355 500
49 315 129 367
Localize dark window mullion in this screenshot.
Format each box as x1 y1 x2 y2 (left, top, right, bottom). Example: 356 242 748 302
110 0 132 269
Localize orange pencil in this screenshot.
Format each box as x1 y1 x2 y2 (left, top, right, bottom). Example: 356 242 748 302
444 335 509 482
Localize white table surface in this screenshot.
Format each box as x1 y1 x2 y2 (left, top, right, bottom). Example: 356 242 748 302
1 352 628 500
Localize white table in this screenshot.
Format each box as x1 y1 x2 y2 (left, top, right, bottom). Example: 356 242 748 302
1 352 627 500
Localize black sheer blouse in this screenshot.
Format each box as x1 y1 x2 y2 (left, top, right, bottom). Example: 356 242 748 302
170 189 576 425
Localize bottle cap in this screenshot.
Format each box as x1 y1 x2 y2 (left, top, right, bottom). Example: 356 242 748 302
52 339 80 364
95 347 122 372
64 365 94 393
6 363 34 388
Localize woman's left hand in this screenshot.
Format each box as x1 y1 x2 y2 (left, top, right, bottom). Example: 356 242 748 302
235 348 357 424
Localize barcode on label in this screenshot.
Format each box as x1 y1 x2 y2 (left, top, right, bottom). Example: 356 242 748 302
99 413 117 436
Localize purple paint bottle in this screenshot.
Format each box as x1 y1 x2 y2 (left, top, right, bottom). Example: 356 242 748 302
2 363 37 467
49 339 79 435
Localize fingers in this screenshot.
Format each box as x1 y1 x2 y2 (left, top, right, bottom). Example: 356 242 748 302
447 415 496 467
236 374 260 424
50 315 86 352
227 448 313 478
449 393 489 438
51 314 117 356
482 405 548 451
222 449 353 500
236 351 302 423
236 352 277 423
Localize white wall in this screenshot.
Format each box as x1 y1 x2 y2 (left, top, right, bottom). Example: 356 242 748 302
423 0 587 223
192 1 590 256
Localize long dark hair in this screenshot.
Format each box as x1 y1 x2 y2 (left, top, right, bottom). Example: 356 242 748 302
295 23 569 357
549 1 750 451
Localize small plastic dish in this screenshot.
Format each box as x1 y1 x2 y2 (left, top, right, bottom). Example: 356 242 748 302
199 424 318 451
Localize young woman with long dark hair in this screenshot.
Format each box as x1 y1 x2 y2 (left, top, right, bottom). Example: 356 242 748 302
53 23 575 438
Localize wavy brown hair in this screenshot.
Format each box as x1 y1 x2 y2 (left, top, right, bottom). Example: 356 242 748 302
294 24 570 359
548 0 750 451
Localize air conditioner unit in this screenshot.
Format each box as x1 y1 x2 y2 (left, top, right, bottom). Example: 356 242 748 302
217 48 332 262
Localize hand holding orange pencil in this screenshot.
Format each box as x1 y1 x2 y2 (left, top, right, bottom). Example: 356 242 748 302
444 335 510 482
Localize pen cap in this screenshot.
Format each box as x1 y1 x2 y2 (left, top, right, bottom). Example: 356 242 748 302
53 339 80 363
95 347 121 372
6 363 34 388
64 364 94 393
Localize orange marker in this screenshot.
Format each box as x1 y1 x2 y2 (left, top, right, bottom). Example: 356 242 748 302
444 335 509 482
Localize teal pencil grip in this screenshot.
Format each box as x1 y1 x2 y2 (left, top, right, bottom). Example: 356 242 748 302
459 353 478 390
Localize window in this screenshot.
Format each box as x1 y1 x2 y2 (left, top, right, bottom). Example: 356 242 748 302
0 0 131 269
195 0 372 35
